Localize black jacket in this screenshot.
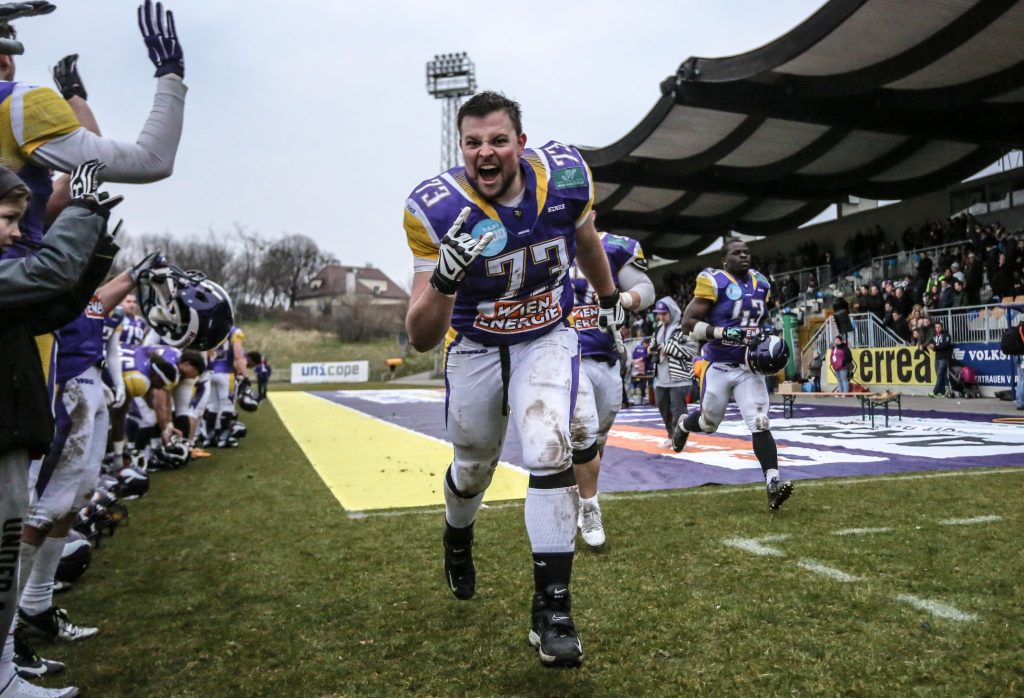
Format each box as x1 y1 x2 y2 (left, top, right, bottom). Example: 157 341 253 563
0 200 117 455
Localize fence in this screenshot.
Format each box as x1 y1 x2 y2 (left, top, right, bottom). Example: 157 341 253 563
798 304 1018 381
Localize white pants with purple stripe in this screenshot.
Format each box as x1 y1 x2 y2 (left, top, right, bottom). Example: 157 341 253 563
26 366 108 531
699 361 771 434
443 324 579 495
571 357 622 452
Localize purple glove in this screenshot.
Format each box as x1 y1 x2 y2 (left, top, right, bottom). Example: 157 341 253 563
137 0 183 78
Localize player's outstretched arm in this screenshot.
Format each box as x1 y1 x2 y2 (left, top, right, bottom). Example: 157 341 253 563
29 2 187 183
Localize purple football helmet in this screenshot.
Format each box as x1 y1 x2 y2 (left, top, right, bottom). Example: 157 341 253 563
137 264 234 351
745 334 790 375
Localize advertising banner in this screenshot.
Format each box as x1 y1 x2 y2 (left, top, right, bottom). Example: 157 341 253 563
291 360 369 384
953 342 1018 387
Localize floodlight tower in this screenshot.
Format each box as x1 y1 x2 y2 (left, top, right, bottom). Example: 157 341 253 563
426 52 476 171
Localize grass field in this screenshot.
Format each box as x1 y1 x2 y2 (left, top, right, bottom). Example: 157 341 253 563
38 385 1024 697
241 321 435 381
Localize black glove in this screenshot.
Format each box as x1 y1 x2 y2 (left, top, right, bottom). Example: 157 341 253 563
53 53 87 100
0 1 56 21
69 160 124 215
138 0 184 78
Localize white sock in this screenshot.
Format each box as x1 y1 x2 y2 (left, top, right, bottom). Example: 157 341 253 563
19 536 64 615
443 476 484 530
16 542 38 601
579 494 599 508
765 468 780 485
525 484 578 554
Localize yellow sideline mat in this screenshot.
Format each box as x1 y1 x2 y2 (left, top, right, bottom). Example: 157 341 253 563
270 391 528 511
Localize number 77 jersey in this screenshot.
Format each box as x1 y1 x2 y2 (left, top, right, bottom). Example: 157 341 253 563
404 141 594 346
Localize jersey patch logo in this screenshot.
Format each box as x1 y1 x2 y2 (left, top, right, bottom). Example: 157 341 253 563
552 167 585 190
84 294 105 319
725 284 743 301
573 304 599 331
473 289 564 334
471 219 508 257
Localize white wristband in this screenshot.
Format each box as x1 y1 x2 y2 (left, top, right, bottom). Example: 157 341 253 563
692 321 723 340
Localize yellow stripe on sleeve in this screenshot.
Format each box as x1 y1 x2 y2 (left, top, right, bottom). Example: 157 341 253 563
524 152 549 215
404 208 439 261
16 87 80 156
694 272 718 301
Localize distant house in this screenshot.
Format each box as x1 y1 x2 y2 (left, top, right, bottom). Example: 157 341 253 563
294 264 409 316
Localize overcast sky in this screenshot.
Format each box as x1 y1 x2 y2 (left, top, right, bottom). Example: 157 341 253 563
13 0 830 289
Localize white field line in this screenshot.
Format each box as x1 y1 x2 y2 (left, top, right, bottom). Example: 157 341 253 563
832 527 894 536
796 559 864 583
938 515 1003 526
345 466 1024 519
721 536 790 557
895 594 977 622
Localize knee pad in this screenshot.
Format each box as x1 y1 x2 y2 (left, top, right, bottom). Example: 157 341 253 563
527 466 576 491
753 413 771 432
572 442 599 465
447 461 497 498
699 413 719 434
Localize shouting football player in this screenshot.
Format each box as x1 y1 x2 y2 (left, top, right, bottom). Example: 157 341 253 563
404 91 623 668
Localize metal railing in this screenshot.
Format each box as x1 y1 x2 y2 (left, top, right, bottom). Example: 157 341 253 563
869 239 969 280
769 263 832 301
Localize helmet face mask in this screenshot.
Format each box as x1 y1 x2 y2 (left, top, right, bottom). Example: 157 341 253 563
137 264 234 351
745 334 790 375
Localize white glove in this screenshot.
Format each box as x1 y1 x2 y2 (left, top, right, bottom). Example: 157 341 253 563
429 207 493 296
103 383 126 409
598 290 626 353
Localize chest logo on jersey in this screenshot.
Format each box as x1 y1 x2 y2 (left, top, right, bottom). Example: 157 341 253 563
573 304 599 332
471 219 508 257
85 294 105 319
552 167 585 190
474 289 563 334
725 284 743 301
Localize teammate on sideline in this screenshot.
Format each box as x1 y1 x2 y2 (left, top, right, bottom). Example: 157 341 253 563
569 227 654 548
671 240 794 511
205 325 248 448
116 293 148 349
404 91 621 668
0 0 188 260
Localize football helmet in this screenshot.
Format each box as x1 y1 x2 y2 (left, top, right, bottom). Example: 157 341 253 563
56 532 93 584
151 437 190 470
136 263 234 350
236 378 259 413
230 420 248 439
114 466 150 500
745 333 790 375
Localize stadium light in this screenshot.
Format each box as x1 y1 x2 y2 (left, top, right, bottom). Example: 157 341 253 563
426 52 476 171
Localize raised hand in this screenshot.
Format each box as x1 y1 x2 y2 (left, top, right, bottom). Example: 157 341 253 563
69 160 124 212
52 53 87 100
430 207 492 296
138 0 183 78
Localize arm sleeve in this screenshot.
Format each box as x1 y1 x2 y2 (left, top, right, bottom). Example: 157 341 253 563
30 75 187 183
617 264 656 310
0 203 105 322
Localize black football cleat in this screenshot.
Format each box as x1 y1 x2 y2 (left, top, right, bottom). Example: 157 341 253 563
443 524 475 600
767 478 794 511
671 418 689 453
528 584 583 668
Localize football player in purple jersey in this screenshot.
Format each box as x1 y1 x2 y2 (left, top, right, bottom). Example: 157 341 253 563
404 92 624 668
672 240 793 511
569 230 655 549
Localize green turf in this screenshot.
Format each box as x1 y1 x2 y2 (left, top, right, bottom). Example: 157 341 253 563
40 396 1024 697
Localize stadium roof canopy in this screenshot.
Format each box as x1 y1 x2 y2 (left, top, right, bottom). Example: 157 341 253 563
581 0 1024 258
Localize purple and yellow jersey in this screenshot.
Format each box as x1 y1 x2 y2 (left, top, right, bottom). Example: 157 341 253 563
119 316 148 348
54 295 107 383
122 345 181 398
0 82 80 259
571 232 647 362
211 326 245 373
694 267 772 364
404 141 594 347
